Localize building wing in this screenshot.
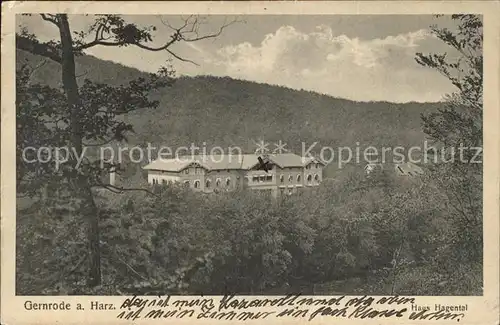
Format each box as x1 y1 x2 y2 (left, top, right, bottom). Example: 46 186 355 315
143 153 324 172
143 158 195 172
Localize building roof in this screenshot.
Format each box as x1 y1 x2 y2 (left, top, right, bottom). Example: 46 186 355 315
143 153 323 172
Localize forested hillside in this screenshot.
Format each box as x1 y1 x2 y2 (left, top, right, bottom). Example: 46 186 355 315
17 49 441 154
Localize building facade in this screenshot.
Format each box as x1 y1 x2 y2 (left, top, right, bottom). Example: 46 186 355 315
143 153 325 197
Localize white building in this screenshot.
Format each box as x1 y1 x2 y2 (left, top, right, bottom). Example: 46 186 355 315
143 153 325 197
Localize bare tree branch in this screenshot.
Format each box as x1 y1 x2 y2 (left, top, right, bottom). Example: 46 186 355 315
76 70 89 79
75 40 125 50
75 15 240 66
112 250 149 281
24 59 49 85
176 17 239 43
93 183 159 198
40 14 59 27
165 49 199 65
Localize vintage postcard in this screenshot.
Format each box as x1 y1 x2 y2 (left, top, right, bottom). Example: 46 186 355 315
1 1 499 324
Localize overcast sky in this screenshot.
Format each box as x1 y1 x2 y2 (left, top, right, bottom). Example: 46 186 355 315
18 14 459 103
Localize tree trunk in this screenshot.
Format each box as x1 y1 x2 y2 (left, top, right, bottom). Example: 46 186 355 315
57 14 101 286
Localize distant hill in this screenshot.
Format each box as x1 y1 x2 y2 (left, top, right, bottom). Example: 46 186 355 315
17 49 441 165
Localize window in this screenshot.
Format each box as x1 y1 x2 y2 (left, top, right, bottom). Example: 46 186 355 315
316 163 319 168
297 174 301 182
314 174 319 182
280 175 284 183
252 176 259 182
306 164 310 170
226 178 231 187
216 178 221 187
288 175 293 182
183 180 190 187
194 180 200 189
183 168 189 174
205 179 211 188
260 176 266 182
162 179 166 184
266 175 272 182
307 174 312 182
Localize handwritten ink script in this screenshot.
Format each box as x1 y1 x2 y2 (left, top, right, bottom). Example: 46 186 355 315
116 295 467 322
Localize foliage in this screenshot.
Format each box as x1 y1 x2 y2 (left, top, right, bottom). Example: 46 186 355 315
17 168 481 295
16 13 235 287
415 14 483 267
16 65 68 196
16 63 172 195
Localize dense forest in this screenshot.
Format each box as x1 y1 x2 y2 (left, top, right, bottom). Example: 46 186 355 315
17 171 482 295
16 14 482 296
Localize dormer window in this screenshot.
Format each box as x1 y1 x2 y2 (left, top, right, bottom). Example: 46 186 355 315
280 175 284 183
206 179 211 188
288 175 293 182
314 174 319 182
194 180 200 188
307 174 312 183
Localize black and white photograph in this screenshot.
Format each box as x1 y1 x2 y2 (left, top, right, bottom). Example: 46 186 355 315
13 11 485 299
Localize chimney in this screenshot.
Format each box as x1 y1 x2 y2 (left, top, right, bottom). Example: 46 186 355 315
110 166 116 186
